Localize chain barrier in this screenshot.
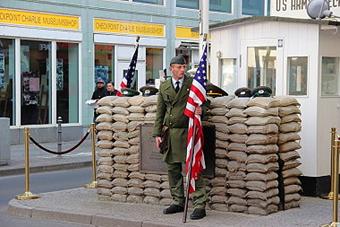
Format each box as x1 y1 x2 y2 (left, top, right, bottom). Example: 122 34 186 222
29 129 90 155
16 124 97 200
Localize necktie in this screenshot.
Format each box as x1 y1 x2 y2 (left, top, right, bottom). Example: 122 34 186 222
175 81 180 93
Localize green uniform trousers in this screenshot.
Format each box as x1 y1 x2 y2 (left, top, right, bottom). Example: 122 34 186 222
167 162 207 209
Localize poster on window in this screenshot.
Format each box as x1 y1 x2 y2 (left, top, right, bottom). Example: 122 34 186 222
0 50 5 89
22 72 39 105
95 65 109 82
57 58 64 91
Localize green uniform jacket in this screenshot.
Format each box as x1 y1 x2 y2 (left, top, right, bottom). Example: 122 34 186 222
153 75 192 164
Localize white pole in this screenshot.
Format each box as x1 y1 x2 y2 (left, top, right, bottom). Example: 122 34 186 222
199 0 209 57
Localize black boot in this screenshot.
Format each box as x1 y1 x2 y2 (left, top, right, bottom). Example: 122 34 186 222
190 208 206 220
163 204 184 214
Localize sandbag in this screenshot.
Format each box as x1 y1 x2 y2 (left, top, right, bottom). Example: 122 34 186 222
247 97 280 109
112 106 129 115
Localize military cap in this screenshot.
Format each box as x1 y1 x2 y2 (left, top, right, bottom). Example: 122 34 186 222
234 87 252 98
206 83 228 98
251 86 272 97
121 88 140 97
170 55 186 65
139 85 158 96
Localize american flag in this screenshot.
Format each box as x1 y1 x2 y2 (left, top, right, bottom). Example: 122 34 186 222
117 43 139 96
183 44 207 193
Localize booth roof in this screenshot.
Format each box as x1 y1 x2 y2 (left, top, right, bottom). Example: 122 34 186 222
192 16 340 32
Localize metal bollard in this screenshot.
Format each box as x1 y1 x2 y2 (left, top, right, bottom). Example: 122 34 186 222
331 140 340 226
85 123 97 189
322 139 340 227
322 128 337 200
16 128 40 200
57 116 63 156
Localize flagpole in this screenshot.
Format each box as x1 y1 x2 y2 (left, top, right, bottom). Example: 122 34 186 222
182 118 197 223
136 36 140 46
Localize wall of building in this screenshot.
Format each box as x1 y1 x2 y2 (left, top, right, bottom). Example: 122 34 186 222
210 20 320 176
318 29 340 176
0 0 248 128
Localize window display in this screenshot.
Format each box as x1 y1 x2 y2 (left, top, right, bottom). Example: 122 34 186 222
56 42 79 123
146 48 163 85
0 38 15 125
21 40 51 125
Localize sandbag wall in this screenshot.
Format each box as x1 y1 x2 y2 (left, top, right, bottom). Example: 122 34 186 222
95 95 302 215
95 95 172 206
206 96 302 215
276 96 303 209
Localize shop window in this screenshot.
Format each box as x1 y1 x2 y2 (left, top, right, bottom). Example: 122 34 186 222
176 46 199 72
95 45 114 84
321 57 339 96
210 0 232 13
0 38 15 125
220 58 237 94
133 0 163 4
177 0 199 9
146 48 163 85
56 42 79 123
287 57 308 96
242 0 264 16
21 40 52 125
247 46 276 95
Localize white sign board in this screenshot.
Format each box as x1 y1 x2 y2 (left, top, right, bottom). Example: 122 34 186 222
270 0 340 19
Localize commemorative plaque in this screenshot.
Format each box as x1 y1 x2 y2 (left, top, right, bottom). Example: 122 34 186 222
139 123 167 174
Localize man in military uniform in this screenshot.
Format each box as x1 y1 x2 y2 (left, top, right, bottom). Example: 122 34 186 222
153 55 207 220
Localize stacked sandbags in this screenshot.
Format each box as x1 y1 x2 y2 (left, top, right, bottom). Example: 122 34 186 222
276 96 302 209
142 95 158 124
95 96 117 199
207 96 233 212
110 96 132 202
225 98 249 213
244 97 281 215
160 174 172 206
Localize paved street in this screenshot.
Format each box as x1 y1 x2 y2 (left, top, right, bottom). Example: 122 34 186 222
0 168 93 227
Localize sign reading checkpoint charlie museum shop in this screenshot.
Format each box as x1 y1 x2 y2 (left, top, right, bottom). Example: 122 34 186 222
271 0 340 19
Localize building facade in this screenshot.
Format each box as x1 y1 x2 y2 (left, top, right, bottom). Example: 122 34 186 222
0 0 269 134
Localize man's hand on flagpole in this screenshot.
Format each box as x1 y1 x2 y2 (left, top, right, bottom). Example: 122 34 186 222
195 106 202 115
155 136 162 149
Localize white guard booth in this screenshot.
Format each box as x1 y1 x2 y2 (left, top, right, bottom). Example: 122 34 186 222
209 16 340 196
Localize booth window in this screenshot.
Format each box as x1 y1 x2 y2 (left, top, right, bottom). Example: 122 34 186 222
321 57 339 96
210 0 232 13
220 58 237 94
242 0 265 16
56 42 79 123
95 45 114 84
0 38 15 125
287 57 308 96
247 46 276 95
146 48 163 85
21 40 52 125
133 0 163 4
